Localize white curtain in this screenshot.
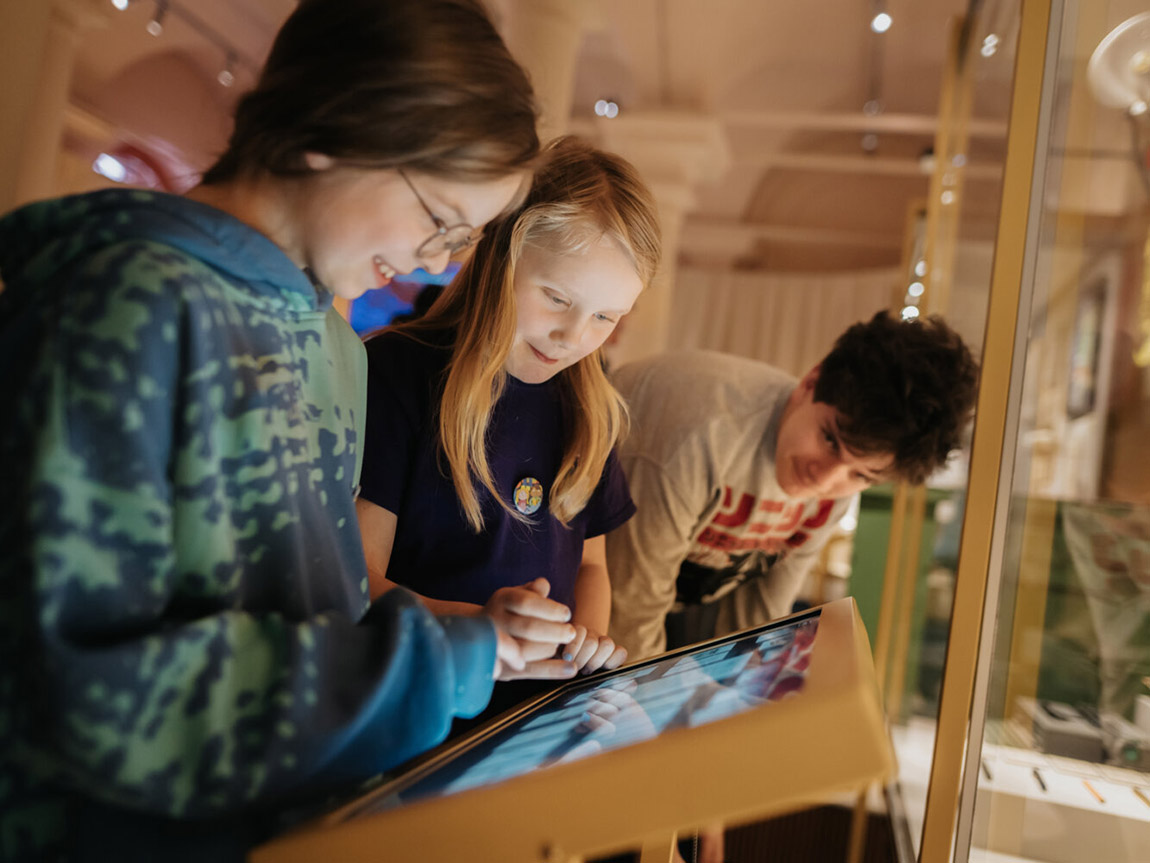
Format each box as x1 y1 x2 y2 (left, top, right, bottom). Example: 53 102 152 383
668 265 899 377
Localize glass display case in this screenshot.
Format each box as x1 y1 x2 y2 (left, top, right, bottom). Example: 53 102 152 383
961 0 1150 859
880 0 1150 860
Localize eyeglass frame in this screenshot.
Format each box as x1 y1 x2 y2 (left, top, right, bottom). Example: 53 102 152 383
397 168 480 259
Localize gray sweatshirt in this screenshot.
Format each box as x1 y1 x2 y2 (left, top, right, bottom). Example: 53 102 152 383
607 350 852 659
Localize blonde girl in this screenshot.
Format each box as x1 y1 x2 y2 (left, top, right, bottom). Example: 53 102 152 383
357 136 662 676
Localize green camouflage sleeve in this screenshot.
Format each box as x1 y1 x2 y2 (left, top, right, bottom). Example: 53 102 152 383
3 238 495 833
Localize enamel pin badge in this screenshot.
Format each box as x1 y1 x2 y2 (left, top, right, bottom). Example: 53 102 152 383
513 477 544 515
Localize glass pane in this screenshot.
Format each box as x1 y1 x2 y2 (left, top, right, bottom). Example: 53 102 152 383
880 3 1016 855
968 0 1150 860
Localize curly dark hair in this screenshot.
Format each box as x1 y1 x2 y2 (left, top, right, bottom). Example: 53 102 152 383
814 311 979 485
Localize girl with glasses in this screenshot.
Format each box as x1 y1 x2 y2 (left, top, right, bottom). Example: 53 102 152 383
0 0 563 858
357 136 663 691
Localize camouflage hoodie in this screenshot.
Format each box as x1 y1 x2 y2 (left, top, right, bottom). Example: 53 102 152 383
0 190 497 860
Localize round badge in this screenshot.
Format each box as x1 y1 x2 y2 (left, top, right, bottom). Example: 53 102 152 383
513 477 544 515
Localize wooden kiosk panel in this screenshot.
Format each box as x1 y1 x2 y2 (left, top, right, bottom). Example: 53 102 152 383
252 597 891 863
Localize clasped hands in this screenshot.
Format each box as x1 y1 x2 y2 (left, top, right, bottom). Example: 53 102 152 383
487 578 626 680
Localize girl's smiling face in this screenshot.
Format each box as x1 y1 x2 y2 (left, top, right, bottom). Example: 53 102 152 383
504 235 644 385
286 161 526 301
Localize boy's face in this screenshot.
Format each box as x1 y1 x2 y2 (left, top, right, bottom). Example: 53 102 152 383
774 367 894 500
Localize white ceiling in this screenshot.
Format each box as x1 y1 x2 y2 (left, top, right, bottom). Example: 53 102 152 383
67 0 1034 275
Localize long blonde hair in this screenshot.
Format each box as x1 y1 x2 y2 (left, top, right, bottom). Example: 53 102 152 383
393 136 661 531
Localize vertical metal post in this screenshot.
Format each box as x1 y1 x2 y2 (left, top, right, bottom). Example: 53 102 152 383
918 0 1059 859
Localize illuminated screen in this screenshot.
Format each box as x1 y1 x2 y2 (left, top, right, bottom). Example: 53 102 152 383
347 264 459 336
345 610 820 819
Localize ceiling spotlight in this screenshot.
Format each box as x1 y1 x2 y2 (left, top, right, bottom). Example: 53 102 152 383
871 12 893 34
908 281 925 298
1131 99 1149 116
594 99 619 119
93 153 128 183
940 190 956 205
146 0 167 36
111 0 130 10
218 52 236 87
861 132 879 152
981 34 1000 57
914 259 927 277
901 305 921 321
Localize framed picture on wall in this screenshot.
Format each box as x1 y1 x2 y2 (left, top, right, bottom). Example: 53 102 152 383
1066 276 1107 419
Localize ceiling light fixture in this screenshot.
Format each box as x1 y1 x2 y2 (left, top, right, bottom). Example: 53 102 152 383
594 99 620 119
127 2 254 92
146 0 168 36
861 2 887 153
218 52 236 87
93 153 128 183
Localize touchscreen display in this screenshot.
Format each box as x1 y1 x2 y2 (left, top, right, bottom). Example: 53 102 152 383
348 610 820 818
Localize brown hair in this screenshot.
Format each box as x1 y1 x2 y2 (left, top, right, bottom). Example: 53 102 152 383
202 0 539 184
393 136 662 530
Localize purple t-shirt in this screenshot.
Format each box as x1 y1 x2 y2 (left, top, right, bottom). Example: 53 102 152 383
359 328 636 610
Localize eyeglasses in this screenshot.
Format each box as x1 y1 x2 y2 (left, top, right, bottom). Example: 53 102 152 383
398 169 480 259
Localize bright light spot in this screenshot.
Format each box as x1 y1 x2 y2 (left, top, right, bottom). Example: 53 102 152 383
594 100 620 118
1131 100 1149 117
111 0 129 10
871 12 892 33
940 190 955 205
218 69 235 87
935 498 958 525
914 259 927 277
861 132 879 152
863 99 882 117
981 34 999 57
594 99 619 118
1130 50 1150 75
901 305 920 321
839 495 861 533
146 18 163 36
951 153 967 167
908 281 925 298
93 153 128 183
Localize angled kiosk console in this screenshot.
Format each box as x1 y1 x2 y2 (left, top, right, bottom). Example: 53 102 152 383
252 597 891 863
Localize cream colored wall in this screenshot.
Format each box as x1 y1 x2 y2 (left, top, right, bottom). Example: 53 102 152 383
0 0 110 210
